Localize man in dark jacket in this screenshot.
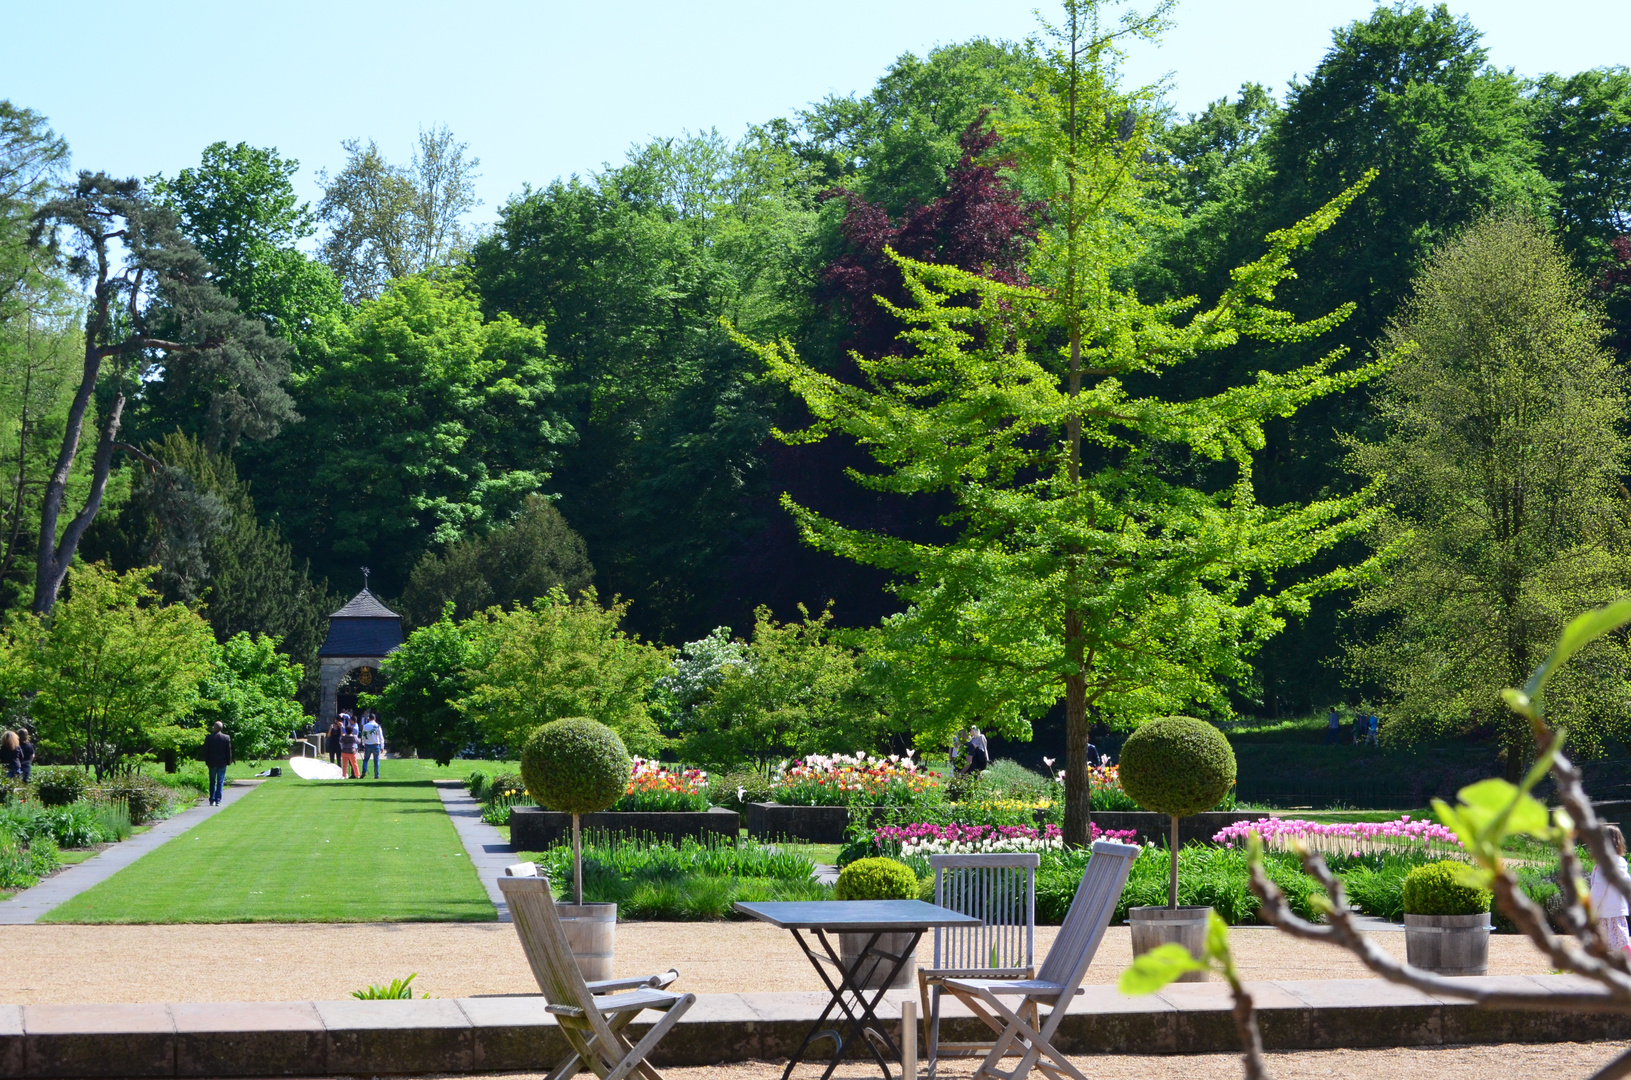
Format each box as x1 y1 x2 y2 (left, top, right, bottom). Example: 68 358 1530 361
203 722 233 806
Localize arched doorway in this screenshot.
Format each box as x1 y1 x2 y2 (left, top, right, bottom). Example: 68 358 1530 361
336 664 382 717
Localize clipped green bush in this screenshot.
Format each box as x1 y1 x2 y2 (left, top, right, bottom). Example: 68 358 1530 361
521 718 631 906
1402 860 1491 916
708 769 774 811
482 771 526 804
834 856 917 901
466 772 488 799
521 719 630 815
33 766 89 807
1118 716 1236 817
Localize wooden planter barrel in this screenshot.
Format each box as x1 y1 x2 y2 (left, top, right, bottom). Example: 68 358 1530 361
1404 912 1491 976
838 931 918 990
556 901 617 981
1128 905 1211 982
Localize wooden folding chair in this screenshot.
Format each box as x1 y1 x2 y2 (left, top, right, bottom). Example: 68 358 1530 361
940 840 1140 1080
499 863 695 1080
917 852 1040 1074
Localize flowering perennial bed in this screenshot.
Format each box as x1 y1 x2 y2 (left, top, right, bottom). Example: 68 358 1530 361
615 759 710 812
1212 815 1463 857
873 821 1138 857
770 752 939 806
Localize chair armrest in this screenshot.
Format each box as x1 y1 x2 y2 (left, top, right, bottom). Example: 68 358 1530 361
586 969 679 994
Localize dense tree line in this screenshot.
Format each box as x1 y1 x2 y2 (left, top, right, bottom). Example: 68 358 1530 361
3 1 1630 773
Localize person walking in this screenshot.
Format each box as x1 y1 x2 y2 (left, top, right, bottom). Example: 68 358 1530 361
1364 713 1381 746
1324 708 1342 745
203 721 233 806
1590 825 1631 953
339 714 362 779
18 730 34 781
360 711 384 779
0 730 18 779
326 716 343 765
966 725 990 773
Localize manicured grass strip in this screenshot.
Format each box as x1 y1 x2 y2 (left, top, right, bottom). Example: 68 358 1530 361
44 777 494 923
222 758 518 781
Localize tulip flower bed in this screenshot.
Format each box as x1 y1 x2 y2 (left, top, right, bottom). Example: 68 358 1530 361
614 759 710 813
1212 814 1463 858
871 821 1139 858
769 752 939 807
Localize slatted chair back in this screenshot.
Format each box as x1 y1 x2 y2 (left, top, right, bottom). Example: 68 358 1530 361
497 870 620 1050
930 853 1039 973
1034 839 1140 994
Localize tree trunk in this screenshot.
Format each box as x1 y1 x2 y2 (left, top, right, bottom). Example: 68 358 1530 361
1169 814 1180 909
1064 668 1090 848
571 812 583 906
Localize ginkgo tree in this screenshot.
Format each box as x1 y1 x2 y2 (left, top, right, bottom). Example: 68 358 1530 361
735 0 1396 846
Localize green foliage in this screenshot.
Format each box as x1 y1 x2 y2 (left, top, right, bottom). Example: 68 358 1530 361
833 856 916 900
1346 215 1631 773
95 777 172 826
529 834 827 919
741 2 1389 851
463 589 670 755
1118 717 1237 818
17 564 216 778
673 606 889 769
0 829 58 889
520 719 631 816
351 974 425 1000
368 608 479 765
0 799 132 847
1401 860 1491 916
31 766 87 807
242 274 568 592
707 769 774 812
400 495 594 627
196 633 304 761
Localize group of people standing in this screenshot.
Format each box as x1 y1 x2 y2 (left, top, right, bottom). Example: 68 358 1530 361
0 729 34 780
327 710 384 779
1326 708 1381 746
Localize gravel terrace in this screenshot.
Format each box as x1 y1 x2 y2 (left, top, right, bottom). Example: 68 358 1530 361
0 921 1553 1004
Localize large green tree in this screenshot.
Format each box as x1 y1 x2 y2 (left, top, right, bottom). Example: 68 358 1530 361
741 0 1389 845
242 274 568 593
1345 213 1631 778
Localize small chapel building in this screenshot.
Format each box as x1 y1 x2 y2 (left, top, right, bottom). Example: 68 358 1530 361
316 589 405 728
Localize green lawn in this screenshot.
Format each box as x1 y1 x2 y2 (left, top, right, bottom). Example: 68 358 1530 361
221 757 518 781
44 776 494 923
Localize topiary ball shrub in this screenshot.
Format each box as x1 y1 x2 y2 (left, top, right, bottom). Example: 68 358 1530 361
1402 860 1492 916
1117 716 1237 817
521 718 631 816
33 766 89 807
833 857 917 901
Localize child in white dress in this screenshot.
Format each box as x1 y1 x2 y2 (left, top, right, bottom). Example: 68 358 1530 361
1589 824 1631 952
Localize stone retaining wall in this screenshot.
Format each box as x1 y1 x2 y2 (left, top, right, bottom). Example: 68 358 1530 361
508 806 739 852
0 976 1615 1077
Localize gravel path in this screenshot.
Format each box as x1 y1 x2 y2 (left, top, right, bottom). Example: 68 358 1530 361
0 921 1554 1004
0 781 259 925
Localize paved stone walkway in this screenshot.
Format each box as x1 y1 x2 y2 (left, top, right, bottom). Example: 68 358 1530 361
434 779 515 922
0 780 260 925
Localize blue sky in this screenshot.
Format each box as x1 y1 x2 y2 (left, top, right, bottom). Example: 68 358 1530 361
4 0 1627 226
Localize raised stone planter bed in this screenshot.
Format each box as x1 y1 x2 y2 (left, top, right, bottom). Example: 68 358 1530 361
743 802 866 844
1087 810 1275 846
508 806 739 852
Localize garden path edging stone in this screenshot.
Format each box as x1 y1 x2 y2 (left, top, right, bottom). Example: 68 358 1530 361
0 781 260 925
434 780 517 922
0 975 1617 1077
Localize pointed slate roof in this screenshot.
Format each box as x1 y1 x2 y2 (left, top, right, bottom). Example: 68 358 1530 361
329 589 399 620
319 589 405 658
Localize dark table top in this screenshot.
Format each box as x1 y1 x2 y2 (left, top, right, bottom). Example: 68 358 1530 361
734 900 985 931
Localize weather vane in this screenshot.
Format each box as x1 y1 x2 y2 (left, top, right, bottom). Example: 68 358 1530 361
361 566 371 591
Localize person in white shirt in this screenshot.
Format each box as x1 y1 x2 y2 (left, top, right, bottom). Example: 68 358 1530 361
1589 824 1631 952
359 712 385 779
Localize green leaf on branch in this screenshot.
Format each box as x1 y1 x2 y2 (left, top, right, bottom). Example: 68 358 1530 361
1119 943 1207 995
1524 599 1631 703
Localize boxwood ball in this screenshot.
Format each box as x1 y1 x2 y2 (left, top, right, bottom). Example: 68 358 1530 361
1117 716 1236 818
521 718 632 815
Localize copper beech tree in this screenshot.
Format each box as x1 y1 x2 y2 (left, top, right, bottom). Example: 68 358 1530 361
29 173 293 613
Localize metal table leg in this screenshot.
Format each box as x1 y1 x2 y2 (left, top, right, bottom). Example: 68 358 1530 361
780 926 925 1080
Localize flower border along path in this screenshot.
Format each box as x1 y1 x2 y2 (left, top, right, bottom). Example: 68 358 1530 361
0 782 259 925
39 775 494 924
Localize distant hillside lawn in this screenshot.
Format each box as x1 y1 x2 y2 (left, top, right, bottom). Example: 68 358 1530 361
44 776 494 923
